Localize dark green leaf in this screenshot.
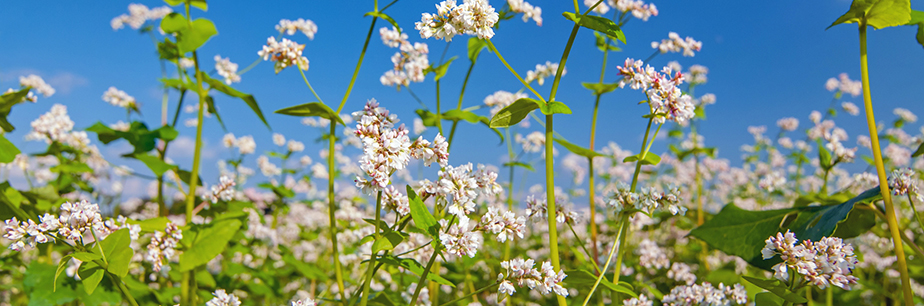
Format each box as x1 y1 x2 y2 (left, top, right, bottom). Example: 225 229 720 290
407 185 439 238
539 101 571 115
562 12 626 43
489 98 540 128
581 82 620 95
0 133 20 163
818 139 833 170
372 232 407 253
502 161 535 172
563 270 637 297
755 292 784 306
179 219 242 271
157 39 179 60
554 138 603 158
205 95 227 131
623 152 660 165
376 255 454 287
176 169 203 187
132 153 176 176
828 0 911 30
202 75 270 128
912 141 924 157
53 254 73 292
743 276 808 303
275 102 345 125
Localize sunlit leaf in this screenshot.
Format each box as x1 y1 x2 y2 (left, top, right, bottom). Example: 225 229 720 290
743 276 808 303
489 98 540 128
179 219 242 271
828 0 911 30
407 185 439 238
202 75 270 128
0 134 20 163
554 137 603 158
539 101 572 115
562 12 626 43
275 102 345 125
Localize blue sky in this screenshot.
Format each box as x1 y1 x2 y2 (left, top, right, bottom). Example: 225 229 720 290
1 0 922 196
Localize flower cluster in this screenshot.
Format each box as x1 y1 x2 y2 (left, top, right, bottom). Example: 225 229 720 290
291 298 317 306
894 107 918 123
776 117 799 132
476 207 526 242
507 0 543 26
889 168 923 202
206 289 241 306
624 295 653 306
276 18 318 39
661 282 747 306
497 258 569 297
110 3 172 30
515 131 545 153
824 73 862 97
608 183 687 215
25 104 90 151
525 195 580 224
3 200 104 251
616 59 695 124
102 86 138 109
258 37 310 73
484 90 528 116
525 61 565 86
637 239 671 269
651 32 702 57
379 27 430 88
208 175 237 203
214 55 241 85
419 163 501 218
222 133 257 155
145 222 182 273
585 0 658 21
18 74 55 101
415 0 500 41
439 217 482 257
383 185 410 216
761 230 859 289
353 99 449 192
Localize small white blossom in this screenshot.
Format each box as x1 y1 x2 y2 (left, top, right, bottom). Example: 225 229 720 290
102 87 137 109
651 32 702 57
415 0 500 41
276 18 318 39
206 289 241 306
214 55 241 85
258 37 310 73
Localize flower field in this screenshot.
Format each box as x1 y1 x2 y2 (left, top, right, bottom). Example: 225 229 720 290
1 0 923 306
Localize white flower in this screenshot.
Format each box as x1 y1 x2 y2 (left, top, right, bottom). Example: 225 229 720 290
507 0 542 25
841 102 860 116
258 37 310 73
776 117 799 131
661 282 747 306
415 0 500 41
273 133 286 146
291 298 316 306
111 4 172 31
616 59 695 124
19 75 55 100
624 294 653 306
825 73 862 97
894 107 917 123
383 185 410 216
102 87 137 109
276 18 318 39
610 0 658 21
651 32 702 57
478 207 526 242
214 55 241 85
584 0 609 15
525 61 565 86
146 222 182 272
439 217 482 258
236 136 256 155
761 230 859 290
287 140 305 152
206 289 241 306
207 176 236 204
889 168 921 200
497 258 568 297
381 41 430 88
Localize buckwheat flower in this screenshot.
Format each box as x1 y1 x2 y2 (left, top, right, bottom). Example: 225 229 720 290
207 176 236 204
826 73 862 97
761 230 859 290
612 0 658 21
276 18 318 39
57 200 105 242
258 37 310 73
287 140 305 153
584 0 610 15
3 217 53 251
841 102 860 116
207 289 241 306
383 185 410 216
661 282 747 306
413 118 427 135
273 133 286 146
19 74 55 99
179 58 195 69
651 32 702 57
26 104 75 144
889 168 922 201
353 100 415 191
894 107 917 123
637 239 671 269
477 207 526 242
439 217 482 258
525 61 565 86
111 4 172 31
624 294 653 306
516 131 545 153
291 298 316 306
102 87 137 109
222 133 236 148
485 90 529 116
214 55 241 85
616 58 657 90
146 222 182 272
415 0 499 41
257 155 282 177
381 41 430 88
380 26 409 48
884 143 911 166
410 134 450 167
497 258 568 297
776 117 799 132
236 136 256 155
687 64 709 84
759 171 787 192
507 0 542 25
700 93 717 105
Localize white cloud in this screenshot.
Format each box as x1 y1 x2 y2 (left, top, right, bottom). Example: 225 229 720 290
167 135 217 159
47 72 89 95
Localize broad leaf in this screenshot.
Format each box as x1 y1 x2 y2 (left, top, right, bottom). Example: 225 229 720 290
416 109 439 127
372 232 407 253
77 262 105 294
203 75 270 128
690 187 881 270
159 13 186 34
179 219 242 271
593 31 621 52
177 18 217 53
70 252 102 262
53 254 73 292
164 0 207 11
468 37 489 62
0 88 31 132
828 0 911 30
0 133 20 163
407 185 439 238
489 98 540 128
562 12 626 43
743 276 808 303
563 270 637 297
132 153 176 176
623 152 661 166
554 138 603 158
581 82 620 95
755 292 784 306
275 102 345 125
428 56 457 81
539 101 572 115
912 141 924 157
442 109 482 123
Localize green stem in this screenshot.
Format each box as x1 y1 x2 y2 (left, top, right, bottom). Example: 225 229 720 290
336 15 378 114
826 286 832 306
299 66 324 104
408 219 450 306
907 194 924 233
580 215 626 306
436 80 443 135
438 283 498 306
484 40 545 103
446 60 476 150
359 190 384 306
566 221 601 274
858 23 913 306
328 124 347 306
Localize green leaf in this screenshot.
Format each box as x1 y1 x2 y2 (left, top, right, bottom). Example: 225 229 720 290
818 139 833 170
554 137 603 158
562 12 626 43
159 13 186 34
0 88 31 132
365 11 400 33
372 232 407 253
176 168 203 187
283 254 329 281
581 82 620 95
428 56 457 81
690 187 881 270
107 246 133 278
502 161 535 172
676 147 717 161
563 270 637 297
743 276 808 303
179 219 242 271
912 141 924 157
53 254 73 292
828 0 911 30
0 133 20 163
407 185 439 238
593 31 621 52
539 101 572 115
164 0 207 11
202 75 270 129
489 98 540 128
275 102 345 125
754 292 784 306
158 38 180 61
441 109 482 123
376 255 455 287
126 217 170 232
70 252 102 262
132 153 176 176
910 10 924 50
50 163 93 174
623 152 661 166
177 18 217 53
77 262 105 294
468 37 489 62
416 109 439 127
